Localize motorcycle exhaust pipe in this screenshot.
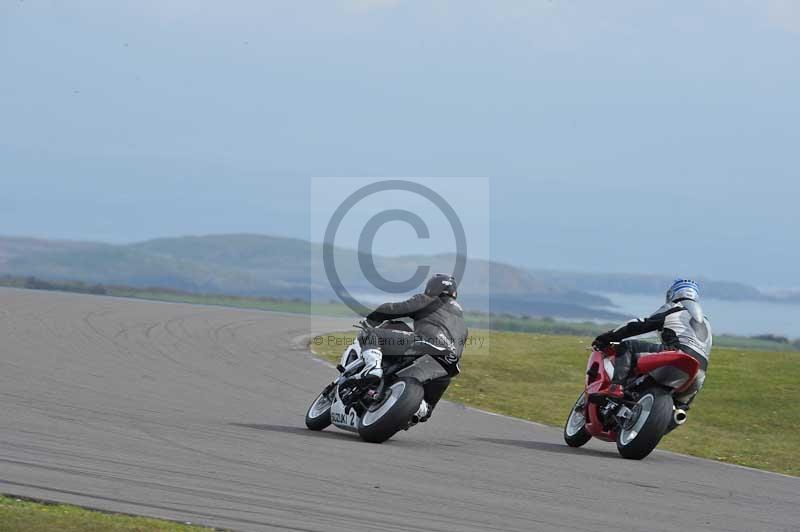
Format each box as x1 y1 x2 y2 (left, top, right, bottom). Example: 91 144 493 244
673 408 688 425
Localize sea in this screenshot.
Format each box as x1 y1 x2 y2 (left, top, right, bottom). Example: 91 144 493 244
595 292 800 339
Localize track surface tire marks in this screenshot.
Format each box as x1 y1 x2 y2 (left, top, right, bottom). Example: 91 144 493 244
0 288 797 532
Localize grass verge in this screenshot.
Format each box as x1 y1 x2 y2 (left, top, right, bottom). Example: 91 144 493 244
313 329 800 476
0 495 214 532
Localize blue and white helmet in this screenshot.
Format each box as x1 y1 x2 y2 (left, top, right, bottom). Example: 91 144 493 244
666 279 700 303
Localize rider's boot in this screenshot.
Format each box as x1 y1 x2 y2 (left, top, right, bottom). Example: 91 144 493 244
409 399 430 426
415 377 449 423
354 348 383 383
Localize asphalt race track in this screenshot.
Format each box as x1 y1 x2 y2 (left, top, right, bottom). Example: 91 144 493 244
1 288 797 531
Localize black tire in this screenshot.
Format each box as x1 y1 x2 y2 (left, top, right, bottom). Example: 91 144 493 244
665 417 679 435
563 392 592 448
305 390 333 431
616 386 673 460
357 377 424 444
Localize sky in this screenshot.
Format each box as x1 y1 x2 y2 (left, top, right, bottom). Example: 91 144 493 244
2 1 799 288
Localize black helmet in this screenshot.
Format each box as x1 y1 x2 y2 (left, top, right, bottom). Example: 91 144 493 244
424 273 458 298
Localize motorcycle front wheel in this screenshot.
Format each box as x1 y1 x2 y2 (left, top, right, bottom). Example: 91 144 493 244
563 392 592 448
615 386 672 459
305 389 333 431
357 377 424 444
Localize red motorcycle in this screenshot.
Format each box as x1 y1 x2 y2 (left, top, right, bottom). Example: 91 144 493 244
563 343 700 459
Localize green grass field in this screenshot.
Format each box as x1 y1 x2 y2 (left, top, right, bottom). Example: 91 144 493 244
0 496 212 532
314 329 800 476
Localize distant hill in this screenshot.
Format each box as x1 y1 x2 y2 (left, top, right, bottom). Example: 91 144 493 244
2 233 791 319
0 234 312 300
1 234 625 318
0 236 100 267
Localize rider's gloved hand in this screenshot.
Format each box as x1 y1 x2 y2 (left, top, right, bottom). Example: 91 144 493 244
592 333 613 350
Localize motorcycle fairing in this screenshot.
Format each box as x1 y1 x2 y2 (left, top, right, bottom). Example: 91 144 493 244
330 387 360 433
635 351 700 392
329 340 366 432
339 338 362 368
585 349 612 396
583 349 618 441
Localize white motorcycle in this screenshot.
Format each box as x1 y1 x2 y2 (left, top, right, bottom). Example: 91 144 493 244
305 320 449 443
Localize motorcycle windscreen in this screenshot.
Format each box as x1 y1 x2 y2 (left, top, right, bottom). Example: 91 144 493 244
396 354 449 383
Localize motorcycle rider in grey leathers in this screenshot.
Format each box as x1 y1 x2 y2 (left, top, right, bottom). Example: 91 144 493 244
592 279 712 407
355 273 468 422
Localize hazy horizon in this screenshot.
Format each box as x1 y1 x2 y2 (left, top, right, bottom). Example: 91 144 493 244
1 229 794 295
3 2 799 289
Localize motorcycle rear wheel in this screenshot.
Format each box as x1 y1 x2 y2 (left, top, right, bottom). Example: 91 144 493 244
615 386 672 460
563 392 592 447
357 377 424 444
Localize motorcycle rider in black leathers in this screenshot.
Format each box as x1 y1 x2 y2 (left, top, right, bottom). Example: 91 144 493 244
355 273 468 422
591 279 712 406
